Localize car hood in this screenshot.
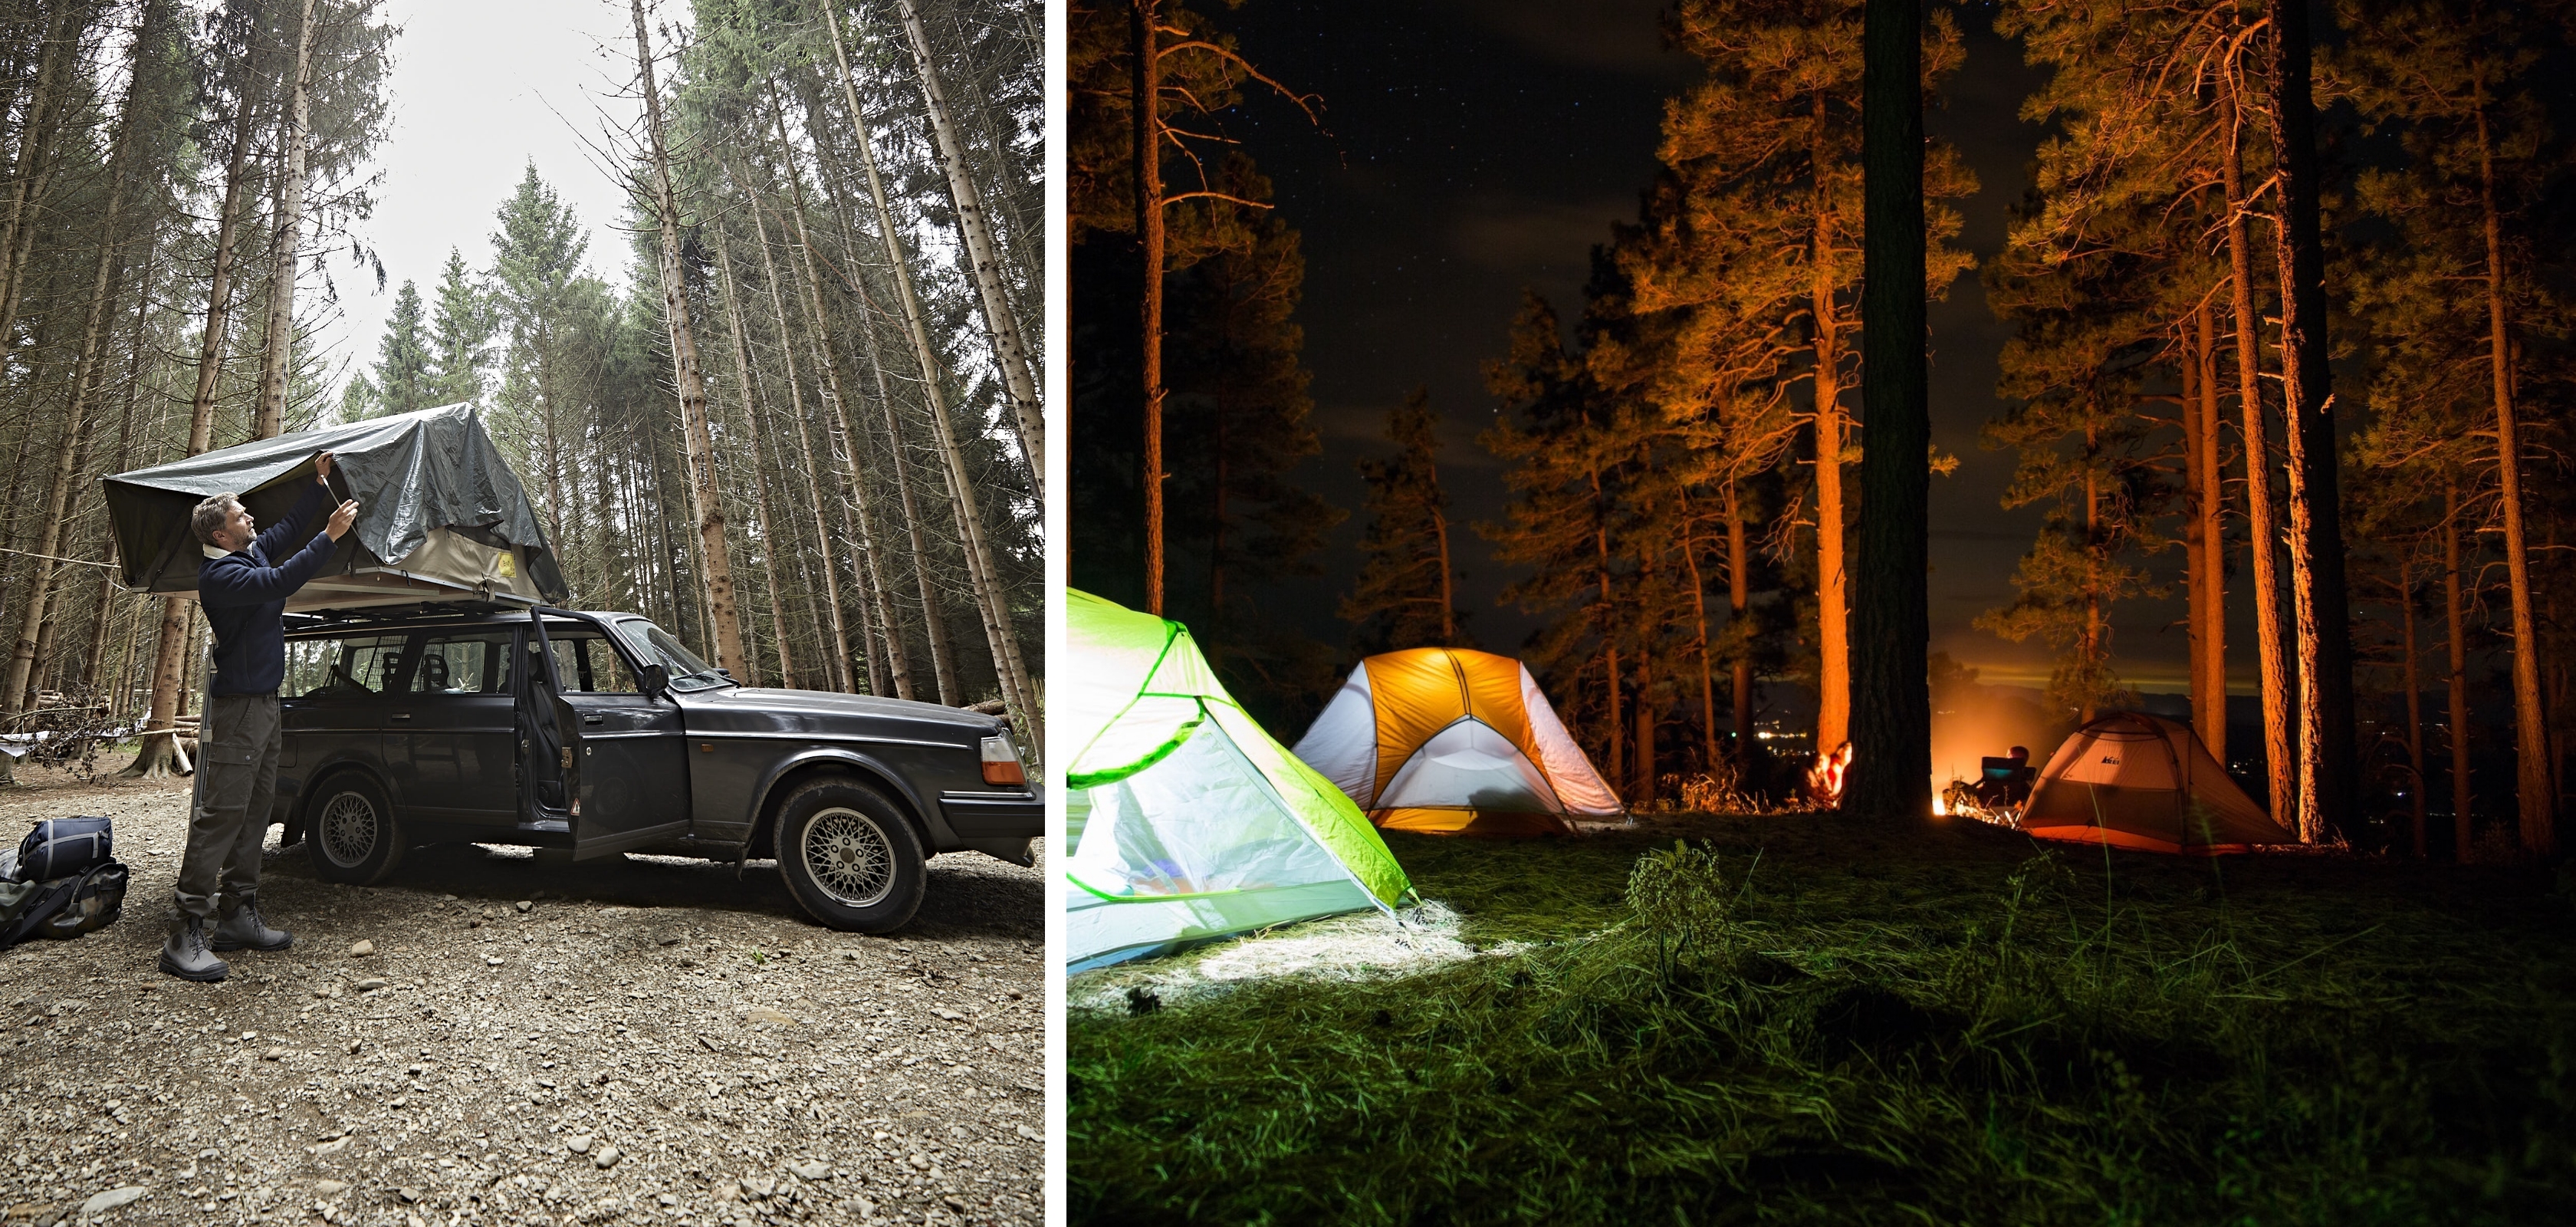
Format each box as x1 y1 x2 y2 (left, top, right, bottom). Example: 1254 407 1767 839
676 686 1004 742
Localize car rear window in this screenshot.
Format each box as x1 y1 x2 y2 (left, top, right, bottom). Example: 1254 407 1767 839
412 631 513 695
284 633 410 698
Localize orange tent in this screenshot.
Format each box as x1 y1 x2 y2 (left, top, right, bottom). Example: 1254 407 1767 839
1290 648 1622 836
2015 712 2295 855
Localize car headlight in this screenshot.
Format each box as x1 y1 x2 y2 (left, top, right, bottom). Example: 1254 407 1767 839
980 734 1027 786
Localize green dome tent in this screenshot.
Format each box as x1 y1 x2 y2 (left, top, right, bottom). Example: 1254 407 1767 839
1065 590 1414 970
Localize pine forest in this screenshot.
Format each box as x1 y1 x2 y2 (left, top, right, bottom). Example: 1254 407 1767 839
0 0 1043 782
1070 0 2576 860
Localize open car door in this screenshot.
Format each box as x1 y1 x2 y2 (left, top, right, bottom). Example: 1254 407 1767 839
529 610 688 859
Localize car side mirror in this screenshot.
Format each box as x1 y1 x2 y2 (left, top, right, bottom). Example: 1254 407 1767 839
639 663 669 698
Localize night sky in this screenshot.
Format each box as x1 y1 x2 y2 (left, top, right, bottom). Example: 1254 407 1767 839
1214 0 2248 696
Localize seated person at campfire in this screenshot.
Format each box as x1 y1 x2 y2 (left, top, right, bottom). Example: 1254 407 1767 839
1973 745 2036 810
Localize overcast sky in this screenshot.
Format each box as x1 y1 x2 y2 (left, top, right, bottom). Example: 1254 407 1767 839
318 0 652 381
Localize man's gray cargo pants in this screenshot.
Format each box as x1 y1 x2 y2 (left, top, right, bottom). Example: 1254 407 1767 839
174 690 281 920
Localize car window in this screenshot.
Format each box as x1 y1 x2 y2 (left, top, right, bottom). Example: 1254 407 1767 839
284 633 411 698
538 632 641 695
612 619 728 690
412 631 513 696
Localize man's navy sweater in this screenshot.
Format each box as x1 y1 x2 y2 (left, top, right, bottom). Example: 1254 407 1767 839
199 482 337 697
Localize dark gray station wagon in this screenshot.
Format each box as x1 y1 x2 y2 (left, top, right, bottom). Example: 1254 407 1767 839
269 604 1040 933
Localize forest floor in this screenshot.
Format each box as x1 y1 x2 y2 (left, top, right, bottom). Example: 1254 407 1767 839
0 757 1043 1227
1070 808 2576 1225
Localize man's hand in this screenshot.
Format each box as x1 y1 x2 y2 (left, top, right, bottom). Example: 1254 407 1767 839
315 451 334 485
325 499 359 541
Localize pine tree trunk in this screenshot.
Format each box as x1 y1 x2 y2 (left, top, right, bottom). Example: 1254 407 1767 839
854 304 964 704
710 219 797 690
630 0 748 679
826 70 1040 739
2401 567 2426 858
255 0 318 438
1844 0 1930 821
1133 0 1165 615
741 166 855 694
1809 236 1851 757
2196 298 2226 760
2269 0 2356 846
2223 77 2294 825
0 1 77 363
1592 464 1622 787
763 102 918 702
2445 479 2473 859
875 0 1043 493
1682 502 1720 771
130 0 258 783
2473 70 2555 857
1727 481 1753 768
5 0 148 720
1633 650 1656 809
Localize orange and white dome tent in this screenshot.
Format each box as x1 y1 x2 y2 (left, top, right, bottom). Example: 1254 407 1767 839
2015 711 2296 855
1290 648 1622 836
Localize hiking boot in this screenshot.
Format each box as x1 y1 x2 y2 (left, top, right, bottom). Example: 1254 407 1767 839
158 916 228 982
212 893 292 952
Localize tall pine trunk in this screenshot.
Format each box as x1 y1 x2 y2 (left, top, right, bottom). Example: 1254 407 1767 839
0 112 136 716
630 0 749 680
710 218 796 690
131 0 258 778
1808 130 1852 756
741 165 856 693
255 0 318 438
1843 0 1930 821
2472 60 2554 857
2268 0 2356 846
2223 77 2294 825
829 66 1040 739
2445 479 2474 858
1132 0 1166 614
2195 298 2226 758
876 0 1043 492
1727 480 1753 767
763 96 917 702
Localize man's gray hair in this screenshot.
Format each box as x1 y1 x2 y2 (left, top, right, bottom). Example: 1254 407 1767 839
192 494 243 548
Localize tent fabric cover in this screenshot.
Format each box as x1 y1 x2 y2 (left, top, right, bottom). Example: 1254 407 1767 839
2015 711 2294 855
1293 647 1622 837
1063 590 1414 969
100 403 569 609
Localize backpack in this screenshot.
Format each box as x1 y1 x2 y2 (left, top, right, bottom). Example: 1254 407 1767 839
0 860 125 950
16 815 110 881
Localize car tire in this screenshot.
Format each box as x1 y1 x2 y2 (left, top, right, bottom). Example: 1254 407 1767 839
306 773 406 886
774 777 925 933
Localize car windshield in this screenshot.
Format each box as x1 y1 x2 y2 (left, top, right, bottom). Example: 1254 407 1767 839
613 619 730 690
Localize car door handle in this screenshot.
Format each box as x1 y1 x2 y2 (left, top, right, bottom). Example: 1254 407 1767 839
391 712 411 721
582 715 603 725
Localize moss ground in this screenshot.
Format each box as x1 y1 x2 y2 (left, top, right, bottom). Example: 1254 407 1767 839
1068 814 2576 1225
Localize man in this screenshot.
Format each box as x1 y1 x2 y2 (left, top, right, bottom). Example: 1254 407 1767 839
160 454 360 982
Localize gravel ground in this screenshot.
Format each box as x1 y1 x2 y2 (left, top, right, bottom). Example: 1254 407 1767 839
0 765 1044 1227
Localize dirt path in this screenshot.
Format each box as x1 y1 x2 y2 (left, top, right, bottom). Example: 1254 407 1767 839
0 767 1043 1226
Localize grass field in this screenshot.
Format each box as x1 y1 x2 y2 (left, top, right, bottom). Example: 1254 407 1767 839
1067 813 2576 1225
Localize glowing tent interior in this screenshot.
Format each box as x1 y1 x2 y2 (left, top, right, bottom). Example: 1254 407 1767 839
2014 711 2296 855
1063 590 1416 970
1292 648 1622 836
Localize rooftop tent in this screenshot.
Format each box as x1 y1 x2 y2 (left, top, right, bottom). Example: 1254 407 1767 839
1292 648 1623 837
100 403 569 612
1064 590 1415 971
2015 711 2295 855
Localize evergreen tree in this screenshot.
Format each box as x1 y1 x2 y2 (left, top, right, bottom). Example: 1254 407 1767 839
1343 387 1468 654
358 279 433 416
427 248 491 404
